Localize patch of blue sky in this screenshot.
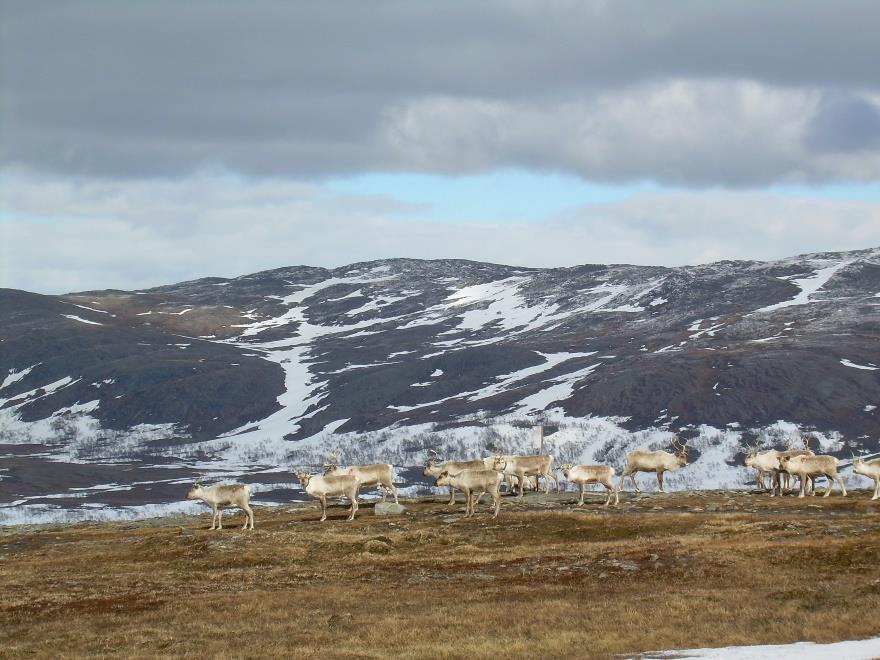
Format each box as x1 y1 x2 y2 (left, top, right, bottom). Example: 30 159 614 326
325 169 659 223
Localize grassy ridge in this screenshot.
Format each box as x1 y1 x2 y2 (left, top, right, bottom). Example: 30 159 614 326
2 490 880 658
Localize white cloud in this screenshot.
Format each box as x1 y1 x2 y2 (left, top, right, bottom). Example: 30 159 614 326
381 80 880 185
2 170 879 293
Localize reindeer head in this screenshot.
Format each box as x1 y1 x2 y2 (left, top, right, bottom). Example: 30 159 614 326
186 473 205 499
742 440 761 465
423 451 444 477
295 472 312 487
490 455 507 471
851 449 867 476
559 463 573 479
186 484 204 500
322 451 339 475
672 436 689 465
491 456 507 472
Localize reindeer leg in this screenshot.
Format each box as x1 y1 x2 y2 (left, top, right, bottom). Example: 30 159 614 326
545 469 559 493
242 503 254 530
217 508 223 530
517 471 527 498
492 490 501 519
822 473 833 497
604 481 616 506
320 495 328 522
577 483 585 506
831 472 846 497
873 478 879 500
657 470 664 493
209 506 218 530
388 481 399 504
448 487 456 506
348 494 358 521
630 472 640 494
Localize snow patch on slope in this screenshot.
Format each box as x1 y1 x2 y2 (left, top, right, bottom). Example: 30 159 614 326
644 636 880 660
752 261 851 314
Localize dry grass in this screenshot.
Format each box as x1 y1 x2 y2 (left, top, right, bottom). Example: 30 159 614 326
2 489 880 659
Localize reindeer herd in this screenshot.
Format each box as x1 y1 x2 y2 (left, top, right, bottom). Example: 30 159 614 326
185 435 880 529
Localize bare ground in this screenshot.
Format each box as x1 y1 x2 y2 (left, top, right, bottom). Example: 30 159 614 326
2 488 880 659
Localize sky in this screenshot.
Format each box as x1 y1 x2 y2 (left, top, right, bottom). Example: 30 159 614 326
1 1 880 293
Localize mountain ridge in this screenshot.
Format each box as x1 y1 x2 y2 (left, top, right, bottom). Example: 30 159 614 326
2 246 880 522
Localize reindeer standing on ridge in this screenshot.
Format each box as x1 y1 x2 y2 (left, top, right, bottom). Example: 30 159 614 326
186 478 254 530
618 436 688 494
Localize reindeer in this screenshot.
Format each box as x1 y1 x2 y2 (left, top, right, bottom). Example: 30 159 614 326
618 437 688 494
186 480 254 530
435 468 504 518
296 471 360 521
490 454 558 498
323 454 398 504
851 454 880 500
773 436 816 495
559 464 618 506
778 454 847 498
743 447 779 492
423 452 487 504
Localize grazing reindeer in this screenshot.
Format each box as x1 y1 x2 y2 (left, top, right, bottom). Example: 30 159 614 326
323 454 398 504
423 452 487 504
778 454 846 498
559 463 619 506
852 454 880 500
187 481 254 530
618 437 688 494
435 469 503 518
296 471 360 521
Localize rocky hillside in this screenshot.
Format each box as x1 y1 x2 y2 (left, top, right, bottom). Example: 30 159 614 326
2 247 879 522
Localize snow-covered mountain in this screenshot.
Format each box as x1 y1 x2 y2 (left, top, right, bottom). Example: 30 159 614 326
2 248 880 523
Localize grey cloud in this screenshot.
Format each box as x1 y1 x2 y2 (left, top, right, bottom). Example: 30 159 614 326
2 1 880 183
804 93 880 153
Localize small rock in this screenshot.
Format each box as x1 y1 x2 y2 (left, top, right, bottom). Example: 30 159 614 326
706 503 721 512
374 503 407 516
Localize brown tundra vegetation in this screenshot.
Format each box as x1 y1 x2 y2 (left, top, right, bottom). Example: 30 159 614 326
1 489 879 658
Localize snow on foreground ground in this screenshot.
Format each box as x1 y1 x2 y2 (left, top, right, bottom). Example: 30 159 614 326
641 636 880 659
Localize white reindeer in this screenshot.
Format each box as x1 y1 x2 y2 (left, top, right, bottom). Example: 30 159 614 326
778 454 847 498
435 468 504 518
852 454 880 500
559 463 619 506
490 454 558 498
423 453 487 504
618 437 688 494
296 471 360 521
323 457 398 504
186 482 254 530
